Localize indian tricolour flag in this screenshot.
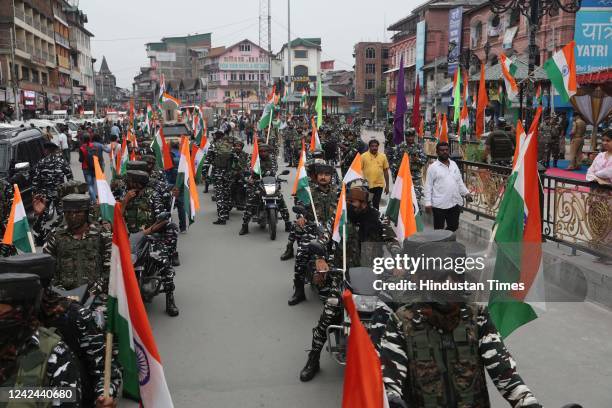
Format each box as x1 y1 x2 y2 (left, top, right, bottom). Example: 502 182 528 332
342 153 363 185
177 137 200 224
459 104 469 144
500 53 519 103
2 184 34 253
152 127 173 170
385 153 423 245
145 104 153 134
309 117 322 152
332 183 347 243
543 40 576 102
251 137 261 176
193 135 209 184
258 101 274 131
161 92 181 109
107 205 173 407
93 156 115 223
489 109 545 338
292 149 311 205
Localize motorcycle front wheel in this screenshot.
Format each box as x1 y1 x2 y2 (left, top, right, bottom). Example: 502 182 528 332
267 208 277 240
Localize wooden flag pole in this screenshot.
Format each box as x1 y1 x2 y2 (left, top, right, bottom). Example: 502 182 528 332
342 224 347 281
266 106 274 145
306 187 319 226
102 332 113 399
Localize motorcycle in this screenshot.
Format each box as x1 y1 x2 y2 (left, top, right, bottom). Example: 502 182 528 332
251 170 290 240
230 176 247 211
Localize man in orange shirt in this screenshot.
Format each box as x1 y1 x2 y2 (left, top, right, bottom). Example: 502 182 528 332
361 139 389 210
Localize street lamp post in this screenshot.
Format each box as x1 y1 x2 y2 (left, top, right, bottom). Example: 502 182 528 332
489 0 580 131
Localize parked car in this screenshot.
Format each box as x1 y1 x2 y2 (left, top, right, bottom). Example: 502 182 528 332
0 126 45 211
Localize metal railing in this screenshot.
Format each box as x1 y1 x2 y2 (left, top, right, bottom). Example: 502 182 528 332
423 157 612 258
16 40 26 52
15 9 25 20
25 15 33 25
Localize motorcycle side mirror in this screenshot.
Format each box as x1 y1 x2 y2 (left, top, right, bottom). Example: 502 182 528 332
52 284 88 303
14 162 30 172
280 169 290 176
307 240 326 257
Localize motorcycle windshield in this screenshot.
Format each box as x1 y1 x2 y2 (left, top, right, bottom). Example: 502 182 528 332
261 176 276 184
347 267 379 296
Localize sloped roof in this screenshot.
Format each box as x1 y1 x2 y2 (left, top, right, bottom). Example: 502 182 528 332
207 46 227 58
281 38 322 50
99 56 111 74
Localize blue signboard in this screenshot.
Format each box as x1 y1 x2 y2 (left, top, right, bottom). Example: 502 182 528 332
574 2 612 74
447 6 463 75
416 21 426 85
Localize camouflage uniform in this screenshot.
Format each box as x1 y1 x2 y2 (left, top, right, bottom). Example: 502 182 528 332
384 123 395 159
340 138 367 176
43 223 112 291
229 149 250 209
40 291 122 404
242 154 290 225
393 141 428 200
208 137 235 222
32 151 73 245
380 303 540 408
284 128 302 166
148 167 179 261
0 180 16 257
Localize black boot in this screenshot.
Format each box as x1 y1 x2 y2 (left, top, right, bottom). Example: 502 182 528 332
165 292 179 317
213 218 226 225
284 221 292 232
288 279 306 306
280 243 294 261
171 252 180 267
299 350 320 382
239 223 249 235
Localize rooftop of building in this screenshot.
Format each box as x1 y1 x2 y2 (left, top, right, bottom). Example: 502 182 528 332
146 33 212 50
280 38 322 51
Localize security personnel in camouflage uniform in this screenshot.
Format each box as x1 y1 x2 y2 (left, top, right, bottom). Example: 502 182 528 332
43 194 111 295
288 160 339 306
340 128 367 176
32 141 74 245
208 131 235 225
239 144 291 235
299 179 400 382
284 122 302 167
484 118 515 166
120 170 179 316
0 253 122 406
392 129 428 200
203 129 226 194
380 241 541 408
384 117 395 159
0 179 16 257
229 138 250 210
541 116 561 168
0 273 82 407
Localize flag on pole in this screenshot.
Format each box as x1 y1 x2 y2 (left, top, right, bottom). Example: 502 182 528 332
160 92 181 109
440 113 449 143
251 136 261 176
476 63 488 140
152 127 174 170
489 109 544 338
158 73 166 104
258 102 275 131
193 135 210 184
462 68 469 104
309 117 322 151
292 149 312 205
452 68 462 123
393 56 407 145
412 77 421 128
342 153 363 185
145 104 153 134
2 184 34 253
107 205 173 407
500 53 519 103
385 153 423 244
535 84 542 106
93 156 115 223
115 139 128 176
332 184 347 243
512 121 527 169
418 117 424 139
315 75 323 128
341 289 389 408
300 88 308 109
543 41 577 102
459 104 469 144
176 137 200 224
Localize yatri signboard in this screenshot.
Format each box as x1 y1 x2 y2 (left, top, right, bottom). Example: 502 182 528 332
574 0 612 74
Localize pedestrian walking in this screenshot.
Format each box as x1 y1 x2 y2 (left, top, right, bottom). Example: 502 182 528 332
57 125 71 164
424 141 472 231
361 139 389 210
78 135 103 201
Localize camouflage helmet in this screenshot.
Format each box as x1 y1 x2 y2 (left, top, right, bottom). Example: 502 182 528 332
126 160 148 171
126 170 150 186
141 155 156 165
405 128 416 136
58 180 88 198
259 143 271 152
233 138 245 147
346 178 370 202
62 193 90 212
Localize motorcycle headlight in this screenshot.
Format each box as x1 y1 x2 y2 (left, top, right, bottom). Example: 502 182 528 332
263 184 276 195
352 294 378 313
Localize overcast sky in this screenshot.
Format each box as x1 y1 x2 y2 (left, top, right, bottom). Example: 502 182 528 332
83 0 421 88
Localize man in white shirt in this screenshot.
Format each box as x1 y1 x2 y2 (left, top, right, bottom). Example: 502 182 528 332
57 124 70 163
424 142 472 231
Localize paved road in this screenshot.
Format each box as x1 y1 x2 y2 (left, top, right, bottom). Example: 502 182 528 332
67 141 611 407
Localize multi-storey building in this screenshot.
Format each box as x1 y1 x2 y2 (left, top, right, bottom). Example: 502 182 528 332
65 2 94 110
354 42 391 119
276 37 321 93
146 33 211 82
95 56 117 108
202 39 270 114
52 0 71 111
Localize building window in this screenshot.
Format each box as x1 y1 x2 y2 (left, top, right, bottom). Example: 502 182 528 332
238 73 246 81
382 64 389 73
21 66 29 81
365 79 375 89
31 70 39 84
239 43 251 52
231 72 237 81
382 48 389 59
225 91 230 97
365 63 376 74
365 47 376 59
41 72 47 86
471 21 483 47
294 50 307 59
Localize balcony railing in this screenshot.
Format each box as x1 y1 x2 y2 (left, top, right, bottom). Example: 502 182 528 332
25 15 33 25
15 9 25 20
55 33 69 48
33 20 41 31
16 40 26 52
